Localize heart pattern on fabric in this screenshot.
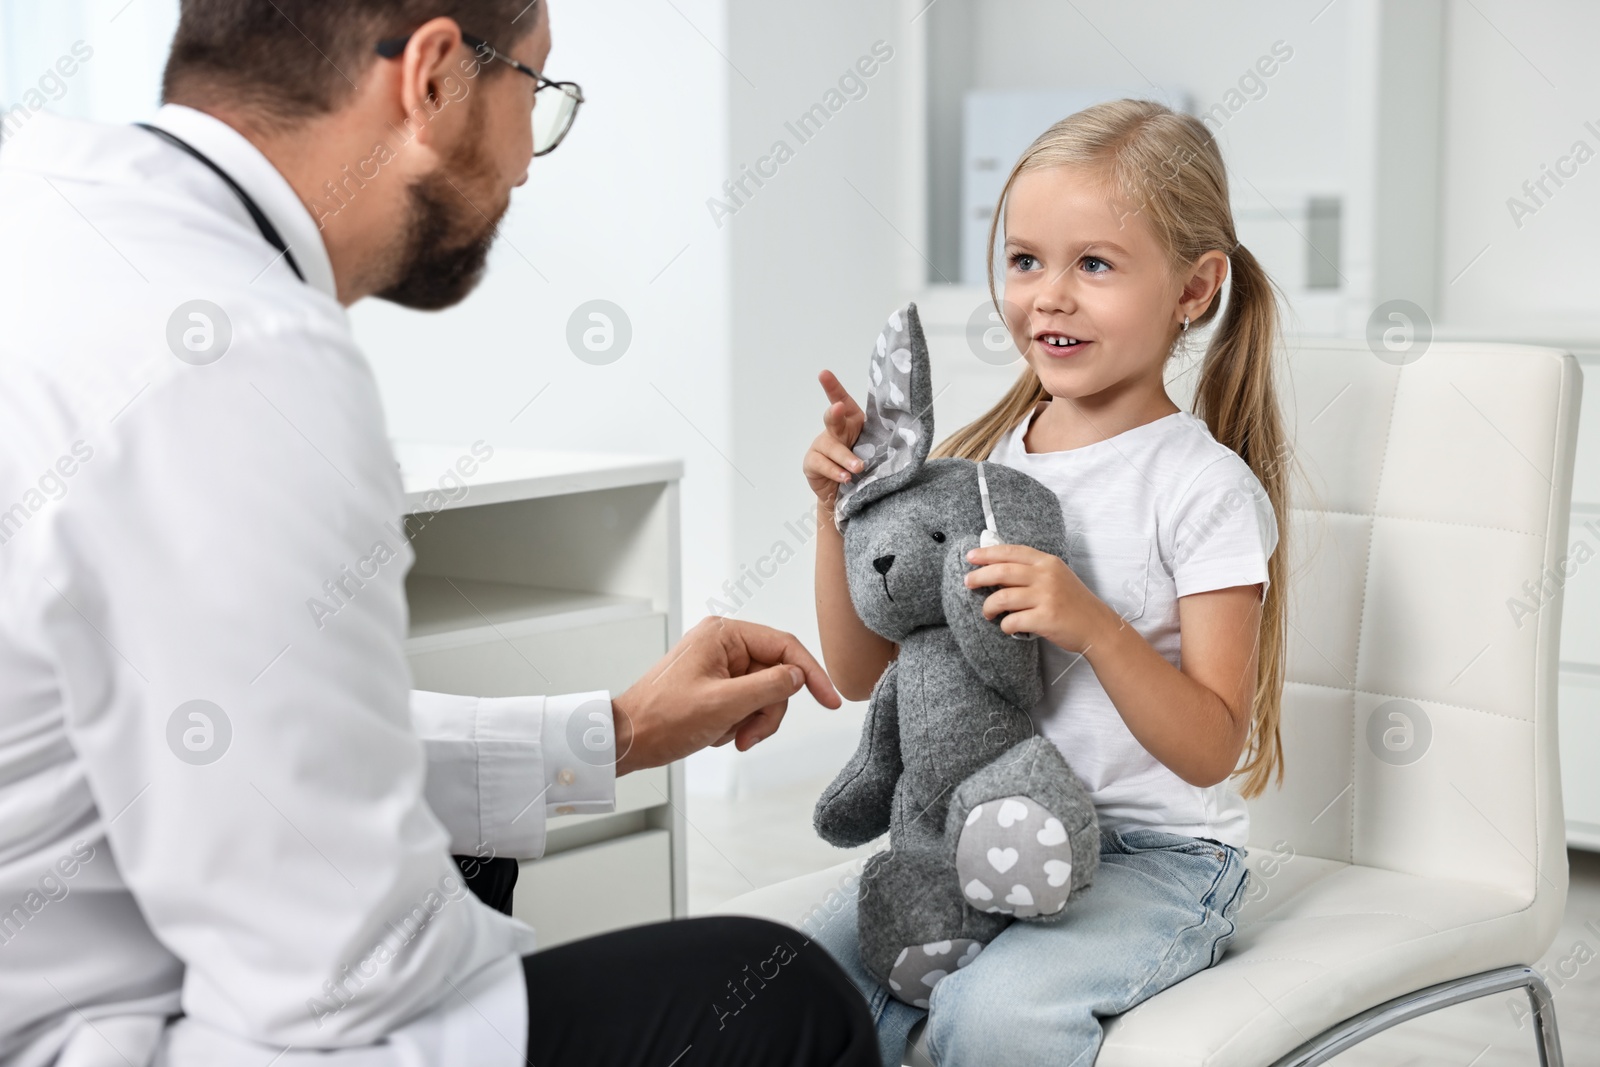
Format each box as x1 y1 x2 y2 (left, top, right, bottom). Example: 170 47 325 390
953 793 1077 920
832 306 929 529
997 799 1030 828
987 847 1018 873
886 938 985 1010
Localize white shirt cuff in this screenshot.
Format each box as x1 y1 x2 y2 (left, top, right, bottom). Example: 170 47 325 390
539 691 618 817
413 690 617 860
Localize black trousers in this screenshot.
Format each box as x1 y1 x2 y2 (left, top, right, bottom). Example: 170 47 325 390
453 856 878 1067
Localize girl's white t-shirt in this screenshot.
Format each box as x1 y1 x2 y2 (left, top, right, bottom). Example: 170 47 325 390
986 402 1278 850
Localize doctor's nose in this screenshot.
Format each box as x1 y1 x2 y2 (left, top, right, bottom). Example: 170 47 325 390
874 555 895 575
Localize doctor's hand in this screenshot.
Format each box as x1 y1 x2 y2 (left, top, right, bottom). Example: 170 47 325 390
610 616 841 776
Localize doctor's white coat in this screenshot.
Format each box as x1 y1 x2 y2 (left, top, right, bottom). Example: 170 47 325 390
0 105 616 1066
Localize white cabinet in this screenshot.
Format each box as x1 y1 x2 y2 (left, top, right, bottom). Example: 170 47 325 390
396 442 687 945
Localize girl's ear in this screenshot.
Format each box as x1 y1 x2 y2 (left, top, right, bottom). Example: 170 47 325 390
834 303 935 529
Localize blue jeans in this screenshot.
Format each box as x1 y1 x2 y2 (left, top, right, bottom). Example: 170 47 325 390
806 826 1250 1067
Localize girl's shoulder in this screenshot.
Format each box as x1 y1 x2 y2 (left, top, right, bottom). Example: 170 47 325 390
1161 417 1279 552
1157 412 1263 493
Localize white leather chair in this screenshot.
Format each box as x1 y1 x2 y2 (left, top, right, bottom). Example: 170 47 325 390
717 336 1579 1065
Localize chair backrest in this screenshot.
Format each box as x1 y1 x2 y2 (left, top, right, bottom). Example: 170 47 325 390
1172 336 1579 904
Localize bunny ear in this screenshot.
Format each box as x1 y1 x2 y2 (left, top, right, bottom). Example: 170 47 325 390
834 302 935 529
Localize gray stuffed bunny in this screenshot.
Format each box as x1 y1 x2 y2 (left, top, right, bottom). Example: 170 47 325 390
815 303 1099 1007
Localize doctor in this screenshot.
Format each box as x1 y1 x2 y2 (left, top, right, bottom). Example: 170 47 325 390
0 2 876 1065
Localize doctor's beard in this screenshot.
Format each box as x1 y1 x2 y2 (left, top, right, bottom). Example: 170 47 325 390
375 122 507 310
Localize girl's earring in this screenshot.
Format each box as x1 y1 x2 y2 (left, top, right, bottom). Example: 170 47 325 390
1181 315 1191 332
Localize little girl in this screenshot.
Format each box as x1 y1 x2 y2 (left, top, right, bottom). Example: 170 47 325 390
801 98 1291 1065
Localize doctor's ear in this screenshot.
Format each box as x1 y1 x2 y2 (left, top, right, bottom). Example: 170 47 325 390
373 18 476 166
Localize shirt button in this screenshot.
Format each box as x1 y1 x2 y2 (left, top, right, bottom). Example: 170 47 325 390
557 769 576 786
555 804 575 816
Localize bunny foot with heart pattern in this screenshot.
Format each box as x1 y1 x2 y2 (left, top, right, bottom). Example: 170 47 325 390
945 735 1097 923
955 797 1075 918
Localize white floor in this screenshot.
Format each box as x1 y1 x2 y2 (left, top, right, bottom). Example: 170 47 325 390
686 775 1600 1065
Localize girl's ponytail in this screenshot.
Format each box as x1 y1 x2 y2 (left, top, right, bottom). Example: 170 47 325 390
1192 241 1293 798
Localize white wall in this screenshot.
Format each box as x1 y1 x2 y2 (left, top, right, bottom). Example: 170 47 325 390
0 0 176 127
1436 0 1600 337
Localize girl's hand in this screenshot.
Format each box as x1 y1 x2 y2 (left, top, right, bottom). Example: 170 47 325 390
963 544 1116 654
803 370 867 505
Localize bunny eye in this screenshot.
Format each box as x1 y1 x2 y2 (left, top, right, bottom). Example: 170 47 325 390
930 530 947 543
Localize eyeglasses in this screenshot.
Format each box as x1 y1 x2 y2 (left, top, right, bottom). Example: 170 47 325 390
375 31 584 156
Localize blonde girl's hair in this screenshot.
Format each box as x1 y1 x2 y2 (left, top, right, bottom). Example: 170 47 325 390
932 97 1300 799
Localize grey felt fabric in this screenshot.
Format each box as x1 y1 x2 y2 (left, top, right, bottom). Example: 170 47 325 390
942 524 1046 711
814 302 1101 1004
813 662 902 849
855 848 1007 996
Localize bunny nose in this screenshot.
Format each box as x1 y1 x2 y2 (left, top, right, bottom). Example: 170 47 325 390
873 554 895 575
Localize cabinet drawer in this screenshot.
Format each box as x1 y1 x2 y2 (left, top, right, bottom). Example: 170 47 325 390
515 829 673 949
407 614 667 697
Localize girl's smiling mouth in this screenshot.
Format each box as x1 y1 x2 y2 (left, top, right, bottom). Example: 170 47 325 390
1035 331 1091 356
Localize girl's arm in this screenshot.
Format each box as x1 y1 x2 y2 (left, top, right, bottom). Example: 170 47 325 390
1083 585 1259 787
962 544 1256 786
804 371 897 702
814 497 896 701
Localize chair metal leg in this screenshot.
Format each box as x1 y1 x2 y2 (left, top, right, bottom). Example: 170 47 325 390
1524 968 1563 1067
1269 964 1563 1067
